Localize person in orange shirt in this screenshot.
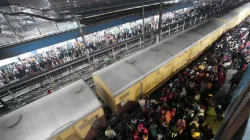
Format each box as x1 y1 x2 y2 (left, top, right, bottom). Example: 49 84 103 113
165 109 172 124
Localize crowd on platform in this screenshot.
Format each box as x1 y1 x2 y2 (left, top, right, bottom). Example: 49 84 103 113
0 0 228 87
0 8 196 86
104 17 250 140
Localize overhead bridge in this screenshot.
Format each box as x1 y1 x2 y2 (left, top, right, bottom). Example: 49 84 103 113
0 3 193 59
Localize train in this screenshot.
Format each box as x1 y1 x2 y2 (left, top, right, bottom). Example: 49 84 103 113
0 79 107 140
93 2 250 116
0 2 249 140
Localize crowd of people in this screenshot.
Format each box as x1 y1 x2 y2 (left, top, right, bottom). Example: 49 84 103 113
104 17 250 140
0 0 228 87
0 8 197 86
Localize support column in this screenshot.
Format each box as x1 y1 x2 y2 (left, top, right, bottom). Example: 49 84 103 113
126 43 128 55
86 51 92 71
140 38 142 50
8 89 17 108
31 16 42 35
2 14 21 40
76 19 87 54
0 98 8 110
158 0 163 42
169 26 171 36
183 21 185 31
54 22 59 31
70 65 75 79
142 0 145 50
112 48 116 60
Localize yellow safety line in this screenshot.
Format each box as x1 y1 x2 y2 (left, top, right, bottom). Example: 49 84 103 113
215 18 228 23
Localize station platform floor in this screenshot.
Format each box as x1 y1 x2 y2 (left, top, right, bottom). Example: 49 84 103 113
203 69 238 134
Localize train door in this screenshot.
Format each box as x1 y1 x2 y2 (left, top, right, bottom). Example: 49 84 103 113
142 77 152 94
178 51 189 68
197 41 203 53
155 68 164 87
202 38 207 50
185 48 192 63
163 62 173 80
232 17 239 28
192 43 200 58
172 56 180 73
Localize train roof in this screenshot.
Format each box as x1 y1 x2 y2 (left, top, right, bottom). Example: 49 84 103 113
93 19 225 97
219 2 250 22
0 79 101 140
233 2 250 14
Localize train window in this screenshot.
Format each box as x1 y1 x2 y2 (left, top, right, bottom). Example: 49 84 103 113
120 92 129 100
79 117 96 130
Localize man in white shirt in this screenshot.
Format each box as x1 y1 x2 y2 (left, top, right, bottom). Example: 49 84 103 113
138 99 146 108
105 126 116 139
